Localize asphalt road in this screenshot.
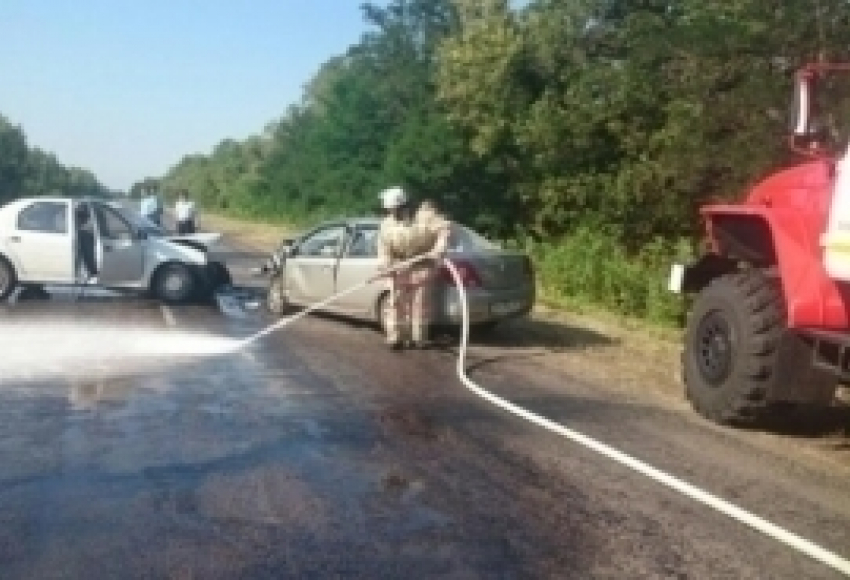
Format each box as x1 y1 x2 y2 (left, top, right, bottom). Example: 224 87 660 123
0 240 848 579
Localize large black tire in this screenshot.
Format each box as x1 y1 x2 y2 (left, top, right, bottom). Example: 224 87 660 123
683 269 785 425
154 263 196 304
266 273 290 316
0 257 16 301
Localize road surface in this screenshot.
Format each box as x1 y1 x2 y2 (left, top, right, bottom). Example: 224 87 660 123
0 239 847 579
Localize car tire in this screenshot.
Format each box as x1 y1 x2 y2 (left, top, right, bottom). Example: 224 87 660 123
154 263 195 304
267 273 290 316
0 257 17 301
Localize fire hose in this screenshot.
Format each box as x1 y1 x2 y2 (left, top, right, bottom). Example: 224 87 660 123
231 256 849 576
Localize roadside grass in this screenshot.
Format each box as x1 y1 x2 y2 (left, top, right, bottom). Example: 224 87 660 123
200 212 295 251
517 227 694 330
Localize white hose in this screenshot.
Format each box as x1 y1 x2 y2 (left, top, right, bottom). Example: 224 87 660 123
234 254 425 347
440 259 850 577
234 256 850 576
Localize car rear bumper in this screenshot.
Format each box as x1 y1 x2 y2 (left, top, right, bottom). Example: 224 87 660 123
435 285 535 325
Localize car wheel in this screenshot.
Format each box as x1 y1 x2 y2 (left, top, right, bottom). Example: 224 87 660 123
267 274 290 316
154 263 195 304
0 257 17 301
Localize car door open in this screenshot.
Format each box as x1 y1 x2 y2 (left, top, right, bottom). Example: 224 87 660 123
92 202 145 285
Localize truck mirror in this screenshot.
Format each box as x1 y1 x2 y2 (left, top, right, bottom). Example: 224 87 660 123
792 73 812 137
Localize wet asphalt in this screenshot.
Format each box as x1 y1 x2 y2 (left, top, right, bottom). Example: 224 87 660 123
0 244 848 579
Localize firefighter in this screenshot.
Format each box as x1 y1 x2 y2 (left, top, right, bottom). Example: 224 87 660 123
376 187 451 350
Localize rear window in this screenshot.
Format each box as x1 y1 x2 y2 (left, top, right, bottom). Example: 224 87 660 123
448 225 501 252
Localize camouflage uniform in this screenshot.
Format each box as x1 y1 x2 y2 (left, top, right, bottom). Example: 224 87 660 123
378 206 451 346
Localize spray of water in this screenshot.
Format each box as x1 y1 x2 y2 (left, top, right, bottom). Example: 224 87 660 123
0 255 425 384
0 320 241 383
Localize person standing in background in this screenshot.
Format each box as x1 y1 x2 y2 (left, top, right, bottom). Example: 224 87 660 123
140 187 163 227
175 190 197 234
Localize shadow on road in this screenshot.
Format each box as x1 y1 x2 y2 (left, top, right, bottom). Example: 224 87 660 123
435 317 617 352
298 308 617 353
744 401 850 439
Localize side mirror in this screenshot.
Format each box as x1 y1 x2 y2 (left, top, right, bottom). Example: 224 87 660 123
792 73 812 137
135 229 148 241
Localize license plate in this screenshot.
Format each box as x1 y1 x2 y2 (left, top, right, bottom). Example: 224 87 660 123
491 300 523 316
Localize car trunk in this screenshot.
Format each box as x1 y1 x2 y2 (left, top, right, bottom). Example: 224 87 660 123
462 252 533 290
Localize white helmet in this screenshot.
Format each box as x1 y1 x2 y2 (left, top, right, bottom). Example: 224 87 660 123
379 186 408 210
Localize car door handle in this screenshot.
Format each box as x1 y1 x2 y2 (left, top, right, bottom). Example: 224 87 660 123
7 236 20 243
103 244 113 252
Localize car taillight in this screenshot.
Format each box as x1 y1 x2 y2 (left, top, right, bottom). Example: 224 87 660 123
438 260 483 288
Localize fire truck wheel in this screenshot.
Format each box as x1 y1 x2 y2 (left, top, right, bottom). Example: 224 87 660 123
683 269 784 425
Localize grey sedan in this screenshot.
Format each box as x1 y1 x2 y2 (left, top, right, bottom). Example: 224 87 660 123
259 217 535 333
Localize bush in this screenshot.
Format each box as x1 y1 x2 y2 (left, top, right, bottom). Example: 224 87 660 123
525 228 695 327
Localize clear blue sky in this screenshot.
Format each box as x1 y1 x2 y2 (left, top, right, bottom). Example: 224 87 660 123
0 1 392 191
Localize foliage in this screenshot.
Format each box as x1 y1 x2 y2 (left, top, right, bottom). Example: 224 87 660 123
159 0 850 326
0 115 110 204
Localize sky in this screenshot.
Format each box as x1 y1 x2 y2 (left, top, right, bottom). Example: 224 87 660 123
0 1 393 191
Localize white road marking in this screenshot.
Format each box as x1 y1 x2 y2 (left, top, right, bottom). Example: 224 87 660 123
160 304 177 328
442 260 850 577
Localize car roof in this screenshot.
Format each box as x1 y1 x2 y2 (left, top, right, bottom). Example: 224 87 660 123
4 196 114 206
349 216 381 227
306 216 381 231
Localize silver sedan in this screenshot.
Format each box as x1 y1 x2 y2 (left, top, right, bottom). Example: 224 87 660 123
259 217 535 333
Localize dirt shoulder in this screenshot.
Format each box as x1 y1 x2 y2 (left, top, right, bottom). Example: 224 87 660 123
200 213 294 251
